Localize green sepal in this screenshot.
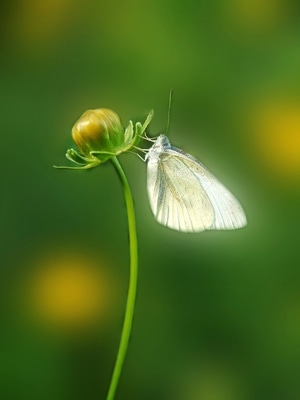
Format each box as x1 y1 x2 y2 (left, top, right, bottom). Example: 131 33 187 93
123 110 154 150
142 109 154 133
53 163 100 170
134 109 154 146
124 120 134 147
53 148 100 170
89 150 118 164
66 148 96 165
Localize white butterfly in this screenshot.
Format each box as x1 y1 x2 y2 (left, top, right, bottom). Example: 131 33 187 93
145 134 247 232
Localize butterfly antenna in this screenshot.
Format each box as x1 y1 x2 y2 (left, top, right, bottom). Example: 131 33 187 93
165 89 173 136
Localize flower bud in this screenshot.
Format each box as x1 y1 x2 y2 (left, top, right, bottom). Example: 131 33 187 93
71 108 125 161
55 108 153 170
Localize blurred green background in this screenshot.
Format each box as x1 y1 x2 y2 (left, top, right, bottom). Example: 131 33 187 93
1 1 300 399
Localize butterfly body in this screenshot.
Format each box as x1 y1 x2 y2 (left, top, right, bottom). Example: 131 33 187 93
145 135 247 232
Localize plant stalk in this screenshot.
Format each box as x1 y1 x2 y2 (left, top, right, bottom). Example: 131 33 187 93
106 156 139 400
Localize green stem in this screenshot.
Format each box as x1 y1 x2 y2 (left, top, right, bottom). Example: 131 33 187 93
106 156 139 400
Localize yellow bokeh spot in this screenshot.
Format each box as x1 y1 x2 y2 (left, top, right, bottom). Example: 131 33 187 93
26 250 114 331
223 0 290 35
250 98 300 182
6 0 81 49
177 359 244 400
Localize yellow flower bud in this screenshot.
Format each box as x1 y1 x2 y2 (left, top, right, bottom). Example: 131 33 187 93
72 108 124 161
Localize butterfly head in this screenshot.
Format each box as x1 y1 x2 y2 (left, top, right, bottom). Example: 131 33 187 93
145 134 171 162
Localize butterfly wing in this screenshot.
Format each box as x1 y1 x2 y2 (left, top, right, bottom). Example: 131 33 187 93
147 150 215 232
147 146 247 232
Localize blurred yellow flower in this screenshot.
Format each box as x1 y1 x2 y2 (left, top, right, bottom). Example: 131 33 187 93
251 98 300 182
25 250 115 331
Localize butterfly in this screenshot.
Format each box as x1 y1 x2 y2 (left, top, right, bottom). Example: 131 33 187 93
145 134 247 232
